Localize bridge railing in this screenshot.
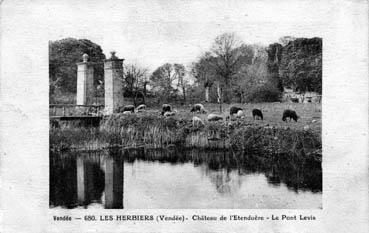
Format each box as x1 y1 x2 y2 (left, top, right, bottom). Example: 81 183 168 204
49 104 105 117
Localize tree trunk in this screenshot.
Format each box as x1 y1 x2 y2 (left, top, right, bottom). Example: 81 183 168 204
182 86 186 104
205 86 210 102
217 83 221 103
142 81 147 104
217 82 222 113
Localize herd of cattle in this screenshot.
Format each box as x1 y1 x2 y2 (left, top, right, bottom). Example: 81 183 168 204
118 103 300 126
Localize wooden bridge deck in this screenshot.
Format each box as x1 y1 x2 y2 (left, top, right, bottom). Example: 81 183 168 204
50 116 103 121
50 104 105 127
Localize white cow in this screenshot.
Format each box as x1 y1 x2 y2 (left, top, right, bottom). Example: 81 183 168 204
207 113 224 122
236 110 244 118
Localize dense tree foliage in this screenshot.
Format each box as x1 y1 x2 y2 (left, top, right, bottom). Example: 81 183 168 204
236 47 280 103
150 63 186 103
49 38 106 94
266 43 284 92
190 52 219 102
278 37 322 93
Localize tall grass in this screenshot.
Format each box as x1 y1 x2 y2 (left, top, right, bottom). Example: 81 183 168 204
50 113 321 161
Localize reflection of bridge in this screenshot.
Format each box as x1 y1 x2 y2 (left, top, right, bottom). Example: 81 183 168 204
76 155 124 209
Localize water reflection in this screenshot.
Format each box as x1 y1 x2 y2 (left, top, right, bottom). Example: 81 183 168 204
76 157 105 207
50 148 321 209
50 150 124 209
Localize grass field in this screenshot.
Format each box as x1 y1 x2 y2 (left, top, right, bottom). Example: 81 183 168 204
135 102 322 133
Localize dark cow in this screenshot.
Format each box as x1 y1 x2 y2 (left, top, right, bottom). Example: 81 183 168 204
122 105 135 113
252 109 263 120
190 103 206 113
230 106 243 115
161 104 172 115
282 109 299 122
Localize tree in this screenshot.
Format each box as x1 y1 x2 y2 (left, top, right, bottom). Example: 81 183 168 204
266 43 284 92
209 33 254 103
191 52 218 102
278 36 296 46
174 63 187 103
150 63 180 103
124 64 149 105
233 46 269 103
49 38 106 94
279 37 322 94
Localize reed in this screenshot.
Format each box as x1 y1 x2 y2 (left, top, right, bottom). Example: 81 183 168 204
50 113 321 160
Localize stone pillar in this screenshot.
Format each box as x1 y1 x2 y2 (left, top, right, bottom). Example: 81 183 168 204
104 52 124 114
76 54 94 105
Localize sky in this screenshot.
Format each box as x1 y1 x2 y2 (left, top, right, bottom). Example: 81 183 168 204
6 0 335 71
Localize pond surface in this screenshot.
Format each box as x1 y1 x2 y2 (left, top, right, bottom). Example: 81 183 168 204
50 148 321 209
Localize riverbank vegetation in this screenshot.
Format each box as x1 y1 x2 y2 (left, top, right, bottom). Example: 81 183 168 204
50 103 321 161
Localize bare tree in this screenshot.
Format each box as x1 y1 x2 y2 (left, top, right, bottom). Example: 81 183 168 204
124 64 148 105
210 33 254 104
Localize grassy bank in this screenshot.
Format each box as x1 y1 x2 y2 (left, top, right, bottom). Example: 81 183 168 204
50 108 321 160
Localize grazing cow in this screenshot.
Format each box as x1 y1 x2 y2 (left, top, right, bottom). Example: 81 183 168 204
136 104 146 112
207 113 224 122
230 106 243 115
122 105 135 113
282 109 299 122
164 111 175 117
236 110 244 118
252 109 263 120
190 103 206 113
161 104 172 115
192 116 205 127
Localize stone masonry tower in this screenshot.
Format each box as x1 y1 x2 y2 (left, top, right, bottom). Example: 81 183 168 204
104 52 124 114
76 54 94 105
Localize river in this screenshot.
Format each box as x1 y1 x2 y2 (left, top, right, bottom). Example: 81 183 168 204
50 148 321 209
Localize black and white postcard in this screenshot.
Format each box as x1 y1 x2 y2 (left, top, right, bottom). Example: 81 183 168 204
0 0 368 232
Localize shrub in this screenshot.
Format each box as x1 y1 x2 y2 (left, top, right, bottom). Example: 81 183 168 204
246 83 281 103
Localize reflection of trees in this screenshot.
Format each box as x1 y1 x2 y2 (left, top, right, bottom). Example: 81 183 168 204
121 148 321 193
50 155 78 208
50 147 321 209
204 168 244 195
